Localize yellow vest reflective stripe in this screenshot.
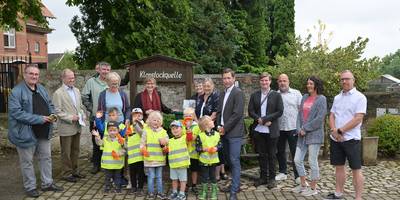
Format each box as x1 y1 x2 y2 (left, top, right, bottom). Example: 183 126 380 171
168 136 190 168
104 122 126 136
101 138 124 169
145 127 167 162
127 126 143 164
187 125 200 159
198 131 220 165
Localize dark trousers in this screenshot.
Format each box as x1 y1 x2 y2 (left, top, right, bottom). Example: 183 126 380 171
200 165 217 184
90 120 102 168
254 131 278 181
129 161 145 189
276 130 299 178
105 169 122 189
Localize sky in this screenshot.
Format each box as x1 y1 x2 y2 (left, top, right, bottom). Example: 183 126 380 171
43 0 400 58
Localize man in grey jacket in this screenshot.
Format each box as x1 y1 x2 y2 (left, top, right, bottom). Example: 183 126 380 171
81 62 110 174
8 64 63 198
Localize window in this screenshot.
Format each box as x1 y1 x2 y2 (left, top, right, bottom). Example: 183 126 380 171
3 28 16 48
34 41 40 53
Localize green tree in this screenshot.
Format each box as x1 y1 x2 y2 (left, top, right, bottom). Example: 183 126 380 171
48 51 79 70
0 0 48 30
266 0 295 64
378 49 400 78
68 0 195 69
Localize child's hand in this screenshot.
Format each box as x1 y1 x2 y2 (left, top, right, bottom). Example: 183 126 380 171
159 138 168 146
96 111 103 118
208 147 217 154
162 146 169 153
92 130 100 138
140 147 149 157
111 150 120 160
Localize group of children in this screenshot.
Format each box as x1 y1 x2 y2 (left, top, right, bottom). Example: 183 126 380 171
91 107 222 200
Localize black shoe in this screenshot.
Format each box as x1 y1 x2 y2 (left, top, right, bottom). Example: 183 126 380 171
324 193 344 199
191 186 198 194
90 166 100 174
41 184 63 192
26 189 40 198
72 173 86 179
221 173 229 180
136 188 144 196
129 187 137 194
266 180 277 189
254 179 268 187
220 185 231 193
62 175 78 183
229 192 237 200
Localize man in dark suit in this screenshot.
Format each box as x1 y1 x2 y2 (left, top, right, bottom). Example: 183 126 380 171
217 68 245 200
248 72 283 189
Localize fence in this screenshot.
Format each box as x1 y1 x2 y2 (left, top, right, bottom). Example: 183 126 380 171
0 56 30 113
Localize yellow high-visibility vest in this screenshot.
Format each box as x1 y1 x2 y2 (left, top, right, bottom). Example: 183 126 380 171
101 137 124 169
127 125 143 164
168 136 190 168
187 125 200 159
198 131 220 165
144 126 168 162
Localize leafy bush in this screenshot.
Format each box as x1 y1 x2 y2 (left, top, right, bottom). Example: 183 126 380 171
367 114 400 157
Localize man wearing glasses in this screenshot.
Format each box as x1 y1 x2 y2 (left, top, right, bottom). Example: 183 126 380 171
325 70 366 200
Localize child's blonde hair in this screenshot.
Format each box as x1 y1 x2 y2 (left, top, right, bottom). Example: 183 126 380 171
198 115 212 132
146 110 163 125
183 107 197 121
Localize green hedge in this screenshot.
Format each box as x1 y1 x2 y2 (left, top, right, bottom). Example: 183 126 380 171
367 114 400 157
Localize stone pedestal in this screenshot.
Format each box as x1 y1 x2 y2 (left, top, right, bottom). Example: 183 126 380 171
362 136 379 166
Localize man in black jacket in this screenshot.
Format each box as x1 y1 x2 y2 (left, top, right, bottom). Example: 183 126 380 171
248 72 283 189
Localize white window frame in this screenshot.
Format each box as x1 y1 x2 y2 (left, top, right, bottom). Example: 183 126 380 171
3 28 16 48
34 41 40 53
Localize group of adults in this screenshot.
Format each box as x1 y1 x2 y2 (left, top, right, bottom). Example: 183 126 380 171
8 62 366 200
192 69 365 200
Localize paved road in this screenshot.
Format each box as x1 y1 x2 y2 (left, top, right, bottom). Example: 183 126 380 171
18 158 399 200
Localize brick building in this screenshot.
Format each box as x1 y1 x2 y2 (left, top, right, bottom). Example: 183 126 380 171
0 3 55 70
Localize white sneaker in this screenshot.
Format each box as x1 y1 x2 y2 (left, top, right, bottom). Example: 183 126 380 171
295 177 301 184
292 185 308 193
275 173 287 181
126 182 132 189
301 187 318 196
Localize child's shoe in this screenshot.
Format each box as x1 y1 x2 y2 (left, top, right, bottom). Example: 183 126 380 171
136 188 144 196
157 193 167 200
198 183 208 200
147 193 155 199
129 187 137 194
168 191 178 200
176 193 186 200
210 183 218 200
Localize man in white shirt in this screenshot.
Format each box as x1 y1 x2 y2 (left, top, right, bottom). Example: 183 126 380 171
276 74 302 182
326 70 366 200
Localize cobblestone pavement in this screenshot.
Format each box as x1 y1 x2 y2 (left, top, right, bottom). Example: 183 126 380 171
24 159 400 200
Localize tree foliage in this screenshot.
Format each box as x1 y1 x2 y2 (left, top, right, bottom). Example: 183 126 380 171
0 0 48 30
378 49 400 79
48 51 79 70
67 0 294 72
270 30 380 101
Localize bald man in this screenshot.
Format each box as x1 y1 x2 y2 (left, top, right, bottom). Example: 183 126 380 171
53 69 87 182
276 74 302 183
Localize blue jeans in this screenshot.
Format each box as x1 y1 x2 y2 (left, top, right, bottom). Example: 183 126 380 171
147 166 163 194
294 142 321 181
222 137 242 193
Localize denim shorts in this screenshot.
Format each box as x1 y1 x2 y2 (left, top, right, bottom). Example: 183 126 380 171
170 168 188 181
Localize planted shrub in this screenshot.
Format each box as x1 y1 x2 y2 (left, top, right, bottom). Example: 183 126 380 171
367 114 400 157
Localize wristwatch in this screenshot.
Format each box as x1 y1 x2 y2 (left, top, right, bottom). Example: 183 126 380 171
337 128 343 135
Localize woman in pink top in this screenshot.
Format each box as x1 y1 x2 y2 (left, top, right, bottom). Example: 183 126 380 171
292 76 327 197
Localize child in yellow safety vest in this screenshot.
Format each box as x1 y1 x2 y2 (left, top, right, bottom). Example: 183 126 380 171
94 107 126 138
182 107 201 194
196 116 222 200
168 120 190 200
92 121 125 193
139 111 169 199
126 108 146 195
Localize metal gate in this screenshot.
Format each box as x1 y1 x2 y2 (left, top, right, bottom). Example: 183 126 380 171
0 56 30 113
